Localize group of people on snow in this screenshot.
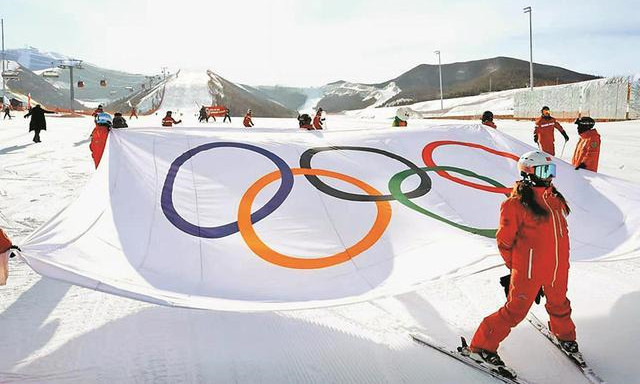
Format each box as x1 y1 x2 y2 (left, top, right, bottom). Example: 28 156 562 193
298 108 325 130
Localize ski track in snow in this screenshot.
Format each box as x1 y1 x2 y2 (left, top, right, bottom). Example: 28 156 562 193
1 110 639 383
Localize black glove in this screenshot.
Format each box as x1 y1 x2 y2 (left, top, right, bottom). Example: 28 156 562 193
533 133 538 143
499 274 545 304
8 245 21 258
561 130 569 142
575 163 586 170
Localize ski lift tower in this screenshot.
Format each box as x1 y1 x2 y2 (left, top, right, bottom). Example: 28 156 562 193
55 59 83 112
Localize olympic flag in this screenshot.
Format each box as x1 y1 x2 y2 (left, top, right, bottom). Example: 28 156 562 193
20 125 640 310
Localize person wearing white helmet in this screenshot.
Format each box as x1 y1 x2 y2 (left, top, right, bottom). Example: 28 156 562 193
468 150 578 372
90 112 113 168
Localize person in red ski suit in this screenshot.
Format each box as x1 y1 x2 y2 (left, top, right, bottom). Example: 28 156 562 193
162 111 182 127
534 106 569 156
572 117 601 172
90 112 113 168
129 106 139 119
243 109 254 127
469 150 578 368
482 110 497 129
0 227 18 285
313 108 325 130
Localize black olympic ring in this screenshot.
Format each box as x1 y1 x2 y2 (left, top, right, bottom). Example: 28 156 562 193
299 146 432 201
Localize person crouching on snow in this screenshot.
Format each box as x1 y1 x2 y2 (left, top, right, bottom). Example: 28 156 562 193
468 150 578 369
481 110 496 129
90 112 113 169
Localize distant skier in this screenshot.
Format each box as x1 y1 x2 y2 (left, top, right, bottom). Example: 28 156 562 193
129 106 139 119
1 228 20 285
112 112 128 128
469 150 578 370
572 117 601 172
198 106 208 123
297 113 313 129
162 111 182 127
481 110 496 129
3 105 12 120
243 109 254 127
90 112 113 168
313 108 325 129
223 107 231 123
534 106 569 155
92 105 104 122
24 104 54 143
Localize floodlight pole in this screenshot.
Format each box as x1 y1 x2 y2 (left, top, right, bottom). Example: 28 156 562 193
435 50 443 110
524 6 533 90
1 18 5 102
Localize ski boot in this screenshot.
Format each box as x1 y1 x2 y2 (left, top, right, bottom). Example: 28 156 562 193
458 338 517 379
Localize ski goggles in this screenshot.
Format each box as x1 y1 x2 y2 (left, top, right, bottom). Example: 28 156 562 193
533 163 556 179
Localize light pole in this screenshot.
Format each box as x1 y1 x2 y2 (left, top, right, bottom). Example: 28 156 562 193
56 59 83 112
524 6 533 90
1 18 5 104
434 50 443 110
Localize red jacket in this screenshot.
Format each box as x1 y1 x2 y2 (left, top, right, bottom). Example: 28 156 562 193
162 116 180 127
0 228 12 253
572 129 601 172
90 125 110 168
482 121 497 129
243 114 253 127
313 113 324 129
496 186 569 285
534 116 566 155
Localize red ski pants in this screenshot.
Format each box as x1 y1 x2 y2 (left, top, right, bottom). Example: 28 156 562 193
470 267 576 353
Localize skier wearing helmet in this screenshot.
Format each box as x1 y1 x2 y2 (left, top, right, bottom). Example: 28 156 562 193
572 117 601 172
90 112 113 168
243 109 254 127
468 150 578 371
162 111 182 127
481 110 496 129
534 106 569 155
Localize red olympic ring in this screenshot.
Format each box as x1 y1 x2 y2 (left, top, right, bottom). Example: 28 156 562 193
237 168 392 269
422 140 518 194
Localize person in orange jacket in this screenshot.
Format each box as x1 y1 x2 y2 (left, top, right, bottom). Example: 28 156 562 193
243 109 254 127
162 111 182 127
313 108 325 130
468 150 578 370
534 106 569 156
129 106 139 119
482 110 497 129
1 227 18 285
90 112 113 168
572 117 601 172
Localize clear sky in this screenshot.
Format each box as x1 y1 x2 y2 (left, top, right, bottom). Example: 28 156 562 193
1 0 638 86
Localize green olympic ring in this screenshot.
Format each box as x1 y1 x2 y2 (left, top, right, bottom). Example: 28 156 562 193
389 166 509 238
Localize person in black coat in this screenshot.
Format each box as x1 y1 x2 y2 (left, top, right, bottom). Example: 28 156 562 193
112 112 128 128
24 105 55 143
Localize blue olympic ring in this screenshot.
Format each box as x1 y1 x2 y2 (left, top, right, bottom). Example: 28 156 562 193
161 142 294 238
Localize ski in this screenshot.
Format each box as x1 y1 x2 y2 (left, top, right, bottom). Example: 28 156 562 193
410 332 530 384
526 313 607 384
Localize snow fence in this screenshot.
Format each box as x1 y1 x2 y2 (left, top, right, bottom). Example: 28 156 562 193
514 76 640 120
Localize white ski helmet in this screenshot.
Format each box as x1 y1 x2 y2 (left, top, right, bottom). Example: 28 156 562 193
517 150 556 179
396 107 411 121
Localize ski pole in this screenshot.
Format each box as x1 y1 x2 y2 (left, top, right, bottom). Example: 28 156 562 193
560 140 567 158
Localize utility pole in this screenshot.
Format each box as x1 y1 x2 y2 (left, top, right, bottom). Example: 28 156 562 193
56 59 83 112
434 50 443 110
489 76 492 93
1 18 5 104
524 6 533 90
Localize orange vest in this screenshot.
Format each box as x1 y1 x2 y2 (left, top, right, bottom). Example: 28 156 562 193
496 186 570 285
162 116 177 127
313 113 324 129
572 129 601 172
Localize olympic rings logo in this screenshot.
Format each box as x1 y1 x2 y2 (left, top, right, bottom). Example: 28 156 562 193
161 140 518 269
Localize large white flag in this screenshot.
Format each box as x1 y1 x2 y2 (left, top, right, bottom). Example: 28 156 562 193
20 125 640 310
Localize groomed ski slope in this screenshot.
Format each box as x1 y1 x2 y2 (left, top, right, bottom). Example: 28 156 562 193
1 110 639 383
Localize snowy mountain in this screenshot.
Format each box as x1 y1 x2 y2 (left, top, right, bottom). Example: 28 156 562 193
250 57 599 113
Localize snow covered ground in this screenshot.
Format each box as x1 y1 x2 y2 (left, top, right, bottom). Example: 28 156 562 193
1 111 640 383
